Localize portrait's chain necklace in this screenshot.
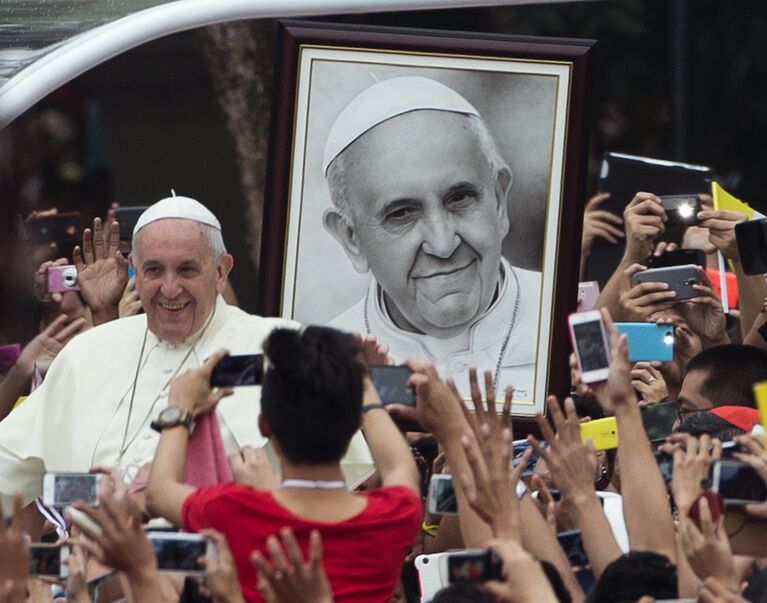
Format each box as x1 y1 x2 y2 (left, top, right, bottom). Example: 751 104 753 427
364 266 521 391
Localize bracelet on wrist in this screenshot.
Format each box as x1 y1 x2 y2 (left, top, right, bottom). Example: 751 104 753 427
362 403 386 414
421 520 439 537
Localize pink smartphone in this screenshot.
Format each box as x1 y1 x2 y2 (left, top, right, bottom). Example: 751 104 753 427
568 310 611 383
577 281 600 311
47 265 80 293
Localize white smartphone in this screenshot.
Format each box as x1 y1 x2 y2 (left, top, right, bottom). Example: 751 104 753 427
29 544 70 578
42 472 102 507
427 474 457 515
65 505 103 536
147 532 215 574
568 310 611 383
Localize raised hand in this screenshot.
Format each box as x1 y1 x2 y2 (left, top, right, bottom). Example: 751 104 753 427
229 446 279 490
732 434 767 520
674 269 727 346
201 529 246 603
622 192 666 263
251 529 334 603
119 278 143 318
17 313 88 376
618 264 677 320
630 362 669 405
168 349 234 417
697 209 748 261
73 217 129 325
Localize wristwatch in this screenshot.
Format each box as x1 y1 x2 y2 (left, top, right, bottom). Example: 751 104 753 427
150 406 195 434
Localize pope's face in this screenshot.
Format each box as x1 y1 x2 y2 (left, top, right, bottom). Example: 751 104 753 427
332 111 510 337
132 219 232 343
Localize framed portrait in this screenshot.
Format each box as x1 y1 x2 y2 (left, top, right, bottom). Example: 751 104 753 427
261 20 594 418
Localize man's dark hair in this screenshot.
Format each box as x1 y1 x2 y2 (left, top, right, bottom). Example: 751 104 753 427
261 326 364 464
585 551 677 603
684 344 767 407
676 411 746 441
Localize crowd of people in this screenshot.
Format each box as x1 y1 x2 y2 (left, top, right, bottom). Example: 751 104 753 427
1 91 767 603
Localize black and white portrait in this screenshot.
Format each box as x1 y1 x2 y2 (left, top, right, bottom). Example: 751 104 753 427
275 44 573 415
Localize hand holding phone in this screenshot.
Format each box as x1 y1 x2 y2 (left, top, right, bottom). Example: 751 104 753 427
368 365 415 406
148 532 212 574
441 549 503 583
630 265 700 302
47 265 80 293
43 472 101 507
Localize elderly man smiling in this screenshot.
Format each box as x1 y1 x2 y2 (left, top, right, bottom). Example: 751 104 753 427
0 196 372 514
323 76 542 398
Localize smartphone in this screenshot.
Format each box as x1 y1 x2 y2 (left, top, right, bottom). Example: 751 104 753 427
614 322 674 362
42 472 101 507
579 417 618 451
711 460 767 505
368 365 415 406
26 212 82 244
557 530 590 569
577 281 600 311
210 354 263 387
660 194 702 227
427 474 457 515
646 249 706 270
148 532 212 574
687 490 724 530
630 265 700 302
441 549 503 583
0 343 21 372
754 381 767 432
47 265 80 293
568 311 611 383
114 206 149 241
641 401 678 443
29 544 70 578
654 450 673 482
720 440 743 458
735 219 767 276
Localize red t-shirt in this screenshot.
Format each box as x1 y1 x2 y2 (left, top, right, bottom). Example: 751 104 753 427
182 484 421 602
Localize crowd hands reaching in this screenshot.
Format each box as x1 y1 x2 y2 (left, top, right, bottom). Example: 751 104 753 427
1 187 767 603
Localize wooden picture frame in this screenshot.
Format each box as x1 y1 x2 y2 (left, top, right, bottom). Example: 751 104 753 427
260 19 594 417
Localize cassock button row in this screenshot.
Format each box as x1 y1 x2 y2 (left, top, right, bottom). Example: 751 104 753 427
448 360 468 373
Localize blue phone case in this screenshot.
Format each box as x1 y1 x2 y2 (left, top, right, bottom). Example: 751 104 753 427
614 323 674 362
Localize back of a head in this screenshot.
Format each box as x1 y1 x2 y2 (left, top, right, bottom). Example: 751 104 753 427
431 583 501 603
676 412 746 441
261 326 364 464
684 344 767 407
585 551 677 603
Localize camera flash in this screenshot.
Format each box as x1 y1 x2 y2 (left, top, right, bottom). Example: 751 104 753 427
677 203 695 219
663 332 674 345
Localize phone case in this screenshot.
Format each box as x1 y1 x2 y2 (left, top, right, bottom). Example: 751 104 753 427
568 311 611 384
577 281 600 311
754 381 767 432
735 219 767 276
614 323 674 362
579 417 618 450
630 265 700 301
427 474 458 516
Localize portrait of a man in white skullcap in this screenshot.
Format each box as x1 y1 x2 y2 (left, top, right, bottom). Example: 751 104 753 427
320 75 543 399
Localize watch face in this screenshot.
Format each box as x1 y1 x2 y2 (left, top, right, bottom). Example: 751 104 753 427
160 406 183 424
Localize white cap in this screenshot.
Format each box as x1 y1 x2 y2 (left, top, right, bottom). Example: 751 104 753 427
322 76 480 175
133 195 221 237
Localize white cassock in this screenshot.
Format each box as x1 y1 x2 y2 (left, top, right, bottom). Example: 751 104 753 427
0 296 374 510
330 258 542 403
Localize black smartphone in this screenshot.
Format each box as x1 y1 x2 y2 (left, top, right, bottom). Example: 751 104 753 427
660 194 702 227
735 219 767 276
720 441 743 458
646 248 706 269
26 212 82 244
654 450 674 482
711 460 767 505
148 533 212 574
210 354 263 387
445 549 503 583
630 265 700 301
114 206 149 241
29 544 70 578
556 530 590 569
641 401 679 443
368 365 415 406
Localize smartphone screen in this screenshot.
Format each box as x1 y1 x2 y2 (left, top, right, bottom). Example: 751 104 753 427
210 354 263 387
713 461 767 505
641 401 678 442
368 365 415 406
446 550 502 583
572 320 610 374
114 206 149 241
45 473 99 506
29 544 68 577
149 534 207 573
428 475 458 515
26 213 82 244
